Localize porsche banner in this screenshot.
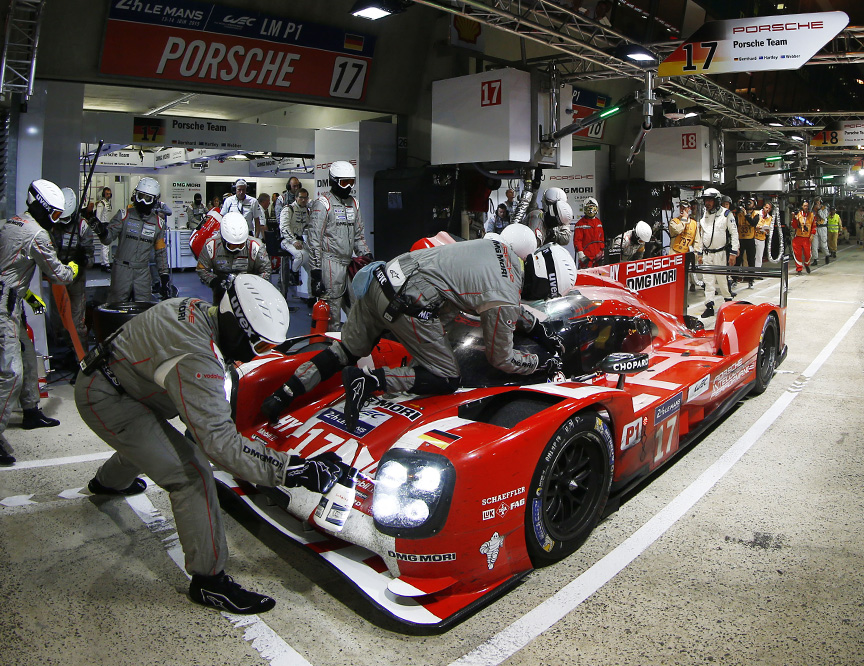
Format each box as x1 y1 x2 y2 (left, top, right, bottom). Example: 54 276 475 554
658 11 848 77
810 120 864 148
100 0 376 101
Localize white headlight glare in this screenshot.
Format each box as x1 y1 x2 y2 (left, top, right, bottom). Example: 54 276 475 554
412 465 442 493
377 460 408 488
372 494 400 520
404 499 430 525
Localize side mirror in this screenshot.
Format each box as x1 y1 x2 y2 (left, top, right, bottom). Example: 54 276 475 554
600 352 649 389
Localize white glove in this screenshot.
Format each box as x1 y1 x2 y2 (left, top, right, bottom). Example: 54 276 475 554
577 251 586 262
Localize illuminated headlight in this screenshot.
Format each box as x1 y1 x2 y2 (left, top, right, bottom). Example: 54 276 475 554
372 450 454 538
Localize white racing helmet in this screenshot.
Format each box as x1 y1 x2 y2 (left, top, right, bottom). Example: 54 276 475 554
525 244 578 300
499 223 538 259
634 220 652 243
483 232 503 243
702 187 721 212
583 196 599 218
329 160 356 198
134 177 161 203
27 179 65 228
218 274 290 362
543 187 567 206
551 200 574 227
59 187 78 221
220 211 249 249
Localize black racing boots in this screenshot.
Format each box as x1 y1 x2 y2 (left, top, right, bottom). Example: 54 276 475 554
189 572 276 614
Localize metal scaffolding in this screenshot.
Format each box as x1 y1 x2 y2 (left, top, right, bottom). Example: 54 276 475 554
1 0 45 101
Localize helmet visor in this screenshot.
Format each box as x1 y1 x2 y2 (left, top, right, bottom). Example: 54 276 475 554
134 191 156 206
252 338 279 355
337 178 355 189
50 208 63 222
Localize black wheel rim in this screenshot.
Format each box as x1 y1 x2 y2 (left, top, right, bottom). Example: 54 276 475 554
541 432 606 541
758 323 777 384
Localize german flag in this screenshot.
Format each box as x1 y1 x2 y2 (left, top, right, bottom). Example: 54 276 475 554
418 429 461 450
344 34 365 51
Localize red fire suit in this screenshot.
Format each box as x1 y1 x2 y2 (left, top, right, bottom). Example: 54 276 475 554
573 215 604 268
791 211 815 273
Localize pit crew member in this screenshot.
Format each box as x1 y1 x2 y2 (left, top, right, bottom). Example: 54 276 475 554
526 187 573 247
697 187 739 319
0 179 78 465
307 161 373 331
97 177 170 302
791 200 816 274
75 275 345 614
196 211 270 304
261 241 577 432
221 178 264 238
573 196 604 268
609 220 652 262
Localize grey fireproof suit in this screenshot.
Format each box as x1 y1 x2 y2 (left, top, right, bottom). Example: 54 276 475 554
0 213 75 453
51 219 95 341
74 297 297 576
100 207 169 302
526 208 572 247
307 191 370 329
195 236 270 303
295 239 539 394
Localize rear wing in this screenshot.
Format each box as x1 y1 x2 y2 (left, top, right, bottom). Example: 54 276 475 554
581 253 789 319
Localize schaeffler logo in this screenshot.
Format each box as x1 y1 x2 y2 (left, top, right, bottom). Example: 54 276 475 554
732 21 824 34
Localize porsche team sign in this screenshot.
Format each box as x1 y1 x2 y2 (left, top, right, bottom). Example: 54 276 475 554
659 11 848 77
100 0 376 101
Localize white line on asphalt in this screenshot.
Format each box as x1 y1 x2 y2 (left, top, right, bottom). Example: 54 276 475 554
124 490 313 666
451 304 864 666
789 297 862 304
0 451 113 471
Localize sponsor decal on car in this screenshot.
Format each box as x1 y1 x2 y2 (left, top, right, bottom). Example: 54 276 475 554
688 375 710 402
654 393 682 425
620 415 647 451
595 417 614 456
482 508 496 521
318 406 390 437
387 550 456 562
482 487 526 506
532 498 555 552
369 396 423 422
273 414 303 433
711 359 756 397
418 429 461 449
480 532 505 569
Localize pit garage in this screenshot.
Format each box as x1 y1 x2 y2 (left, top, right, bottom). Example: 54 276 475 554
1 1 863 665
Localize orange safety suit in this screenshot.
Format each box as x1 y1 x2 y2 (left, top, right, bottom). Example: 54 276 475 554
791 211 816 272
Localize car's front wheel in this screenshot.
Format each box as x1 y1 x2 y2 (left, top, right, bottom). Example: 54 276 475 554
525 411 614 567
751 315 778 396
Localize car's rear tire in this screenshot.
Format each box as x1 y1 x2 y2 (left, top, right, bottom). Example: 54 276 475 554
91 302 156 343
525 411 614 567
751 315 778 396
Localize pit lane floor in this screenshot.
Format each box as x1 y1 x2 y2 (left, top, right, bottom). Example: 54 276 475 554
1 247 862 666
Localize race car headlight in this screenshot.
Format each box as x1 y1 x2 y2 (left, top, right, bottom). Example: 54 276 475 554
372 449 454 538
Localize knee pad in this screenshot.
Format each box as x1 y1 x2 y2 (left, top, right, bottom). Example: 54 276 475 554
411 366 460 395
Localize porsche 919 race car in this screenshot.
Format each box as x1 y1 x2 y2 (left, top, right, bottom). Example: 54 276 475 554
216 254 788 629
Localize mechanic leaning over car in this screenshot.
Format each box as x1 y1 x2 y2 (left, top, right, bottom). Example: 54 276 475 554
95 176 171 302
307 161 373 331
196 210 270 304
75 274 346 615
525 187 574 247
697 187 739 319
261 239 577 433
0 179 78 466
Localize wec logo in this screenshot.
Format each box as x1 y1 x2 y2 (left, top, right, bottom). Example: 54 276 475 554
223 15 256 27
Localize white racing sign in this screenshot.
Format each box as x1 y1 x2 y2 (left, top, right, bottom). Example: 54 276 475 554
659 11 848 76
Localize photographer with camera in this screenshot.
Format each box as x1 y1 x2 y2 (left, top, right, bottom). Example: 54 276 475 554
734 198 759 288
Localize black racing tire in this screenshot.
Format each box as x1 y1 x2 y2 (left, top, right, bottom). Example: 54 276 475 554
91 302 156 343
751 315 778 396
525 411 614 567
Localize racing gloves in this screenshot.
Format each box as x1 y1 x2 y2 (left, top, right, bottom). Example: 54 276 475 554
528 320 565 356
282 451 345 494
261 384 295 424
67 261 79 279
539 354 563 376
24 289 46 315
159 274 172 300
310 269 326 297
342 366 386 434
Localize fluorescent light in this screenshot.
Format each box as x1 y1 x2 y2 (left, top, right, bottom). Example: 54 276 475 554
767 142 779 146
790 134 804 141
599 106 621 118
768 121 783 127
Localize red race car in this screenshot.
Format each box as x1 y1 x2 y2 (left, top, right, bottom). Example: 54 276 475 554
216 254 788 629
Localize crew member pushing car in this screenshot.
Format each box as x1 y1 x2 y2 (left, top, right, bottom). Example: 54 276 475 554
75 275 346 614
262 240 577 432
525 187 573 247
